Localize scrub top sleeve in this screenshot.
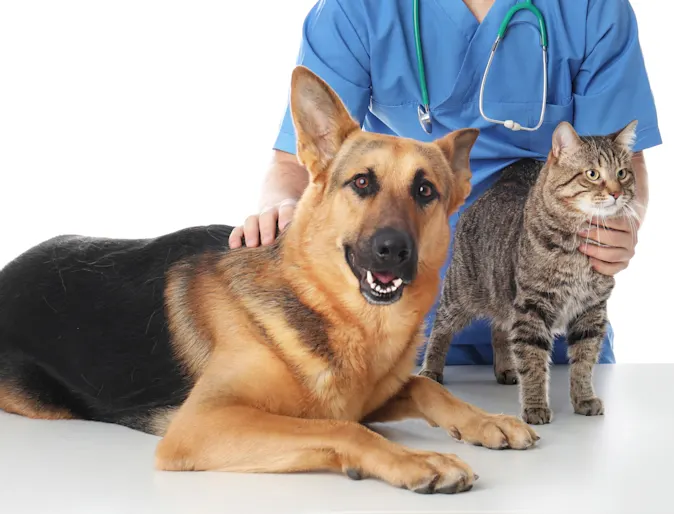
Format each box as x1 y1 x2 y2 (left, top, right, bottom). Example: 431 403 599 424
273 0 372 155
572 0 661 152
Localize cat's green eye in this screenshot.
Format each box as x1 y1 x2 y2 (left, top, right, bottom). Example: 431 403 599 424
585 169 600 181
616 169 628 180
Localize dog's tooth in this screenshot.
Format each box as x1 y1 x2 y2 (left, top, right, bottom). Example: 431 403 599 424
366 271 374 285
393 278 403 287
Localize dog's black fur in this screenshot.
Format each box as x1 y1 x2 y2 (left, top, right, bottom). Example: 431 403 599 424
0 225 232 432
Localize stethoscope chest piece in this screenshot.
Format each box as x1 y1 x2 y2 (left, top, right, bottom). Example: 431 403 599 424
417 104 432 134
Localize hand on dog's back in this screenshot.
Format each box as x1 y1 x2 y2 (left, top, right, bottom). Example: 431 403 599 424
228 151 307 249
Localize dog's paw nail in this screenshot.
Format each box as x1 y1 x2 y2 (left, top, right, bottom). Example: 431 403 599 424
346 468 363 480
473 474 480 481
448 426 461 440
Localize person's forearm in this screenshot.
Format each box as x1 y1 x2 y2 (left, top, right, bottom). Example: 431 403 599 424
258 150 310 211
632 150 649 223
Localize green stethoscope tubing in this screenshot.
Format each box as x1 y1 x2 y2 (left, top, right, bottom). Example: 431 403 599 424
413 0 549 134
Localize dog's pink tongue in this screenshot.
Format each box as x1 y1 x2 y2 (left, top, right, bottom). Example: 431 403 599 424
373 271 395 284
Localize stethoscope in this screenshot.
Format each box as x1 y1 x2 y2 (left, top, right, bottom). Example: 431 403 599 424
413 0 548 134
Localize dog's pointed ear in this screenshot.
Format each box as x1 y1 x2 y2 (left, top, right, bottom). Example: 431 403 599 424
434 128 479 214
610 119 638 152
552 121 582 158
290 66 360 181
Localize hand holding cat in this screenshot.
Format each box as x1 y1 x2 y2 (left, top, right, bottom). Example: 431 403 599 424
578 216 640 276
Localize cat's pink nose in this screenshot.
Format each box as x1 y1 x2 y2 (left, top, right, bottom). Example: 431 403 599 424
609 191 622 199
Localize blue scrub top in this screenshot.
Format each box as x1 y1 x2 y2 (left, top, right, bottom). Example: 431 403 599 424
273 0 662 365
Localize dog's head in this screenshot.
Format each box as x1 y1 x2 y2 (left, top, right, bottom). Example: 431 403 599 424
287 66 478 307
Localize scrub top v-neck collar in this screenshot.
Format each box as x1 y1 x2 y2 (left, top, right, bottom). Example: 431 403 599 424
431 0 519 108
434 0 513 40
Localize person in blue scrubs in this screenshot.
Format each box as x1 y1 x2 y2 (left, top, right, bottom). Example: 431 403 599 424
230 0 661 366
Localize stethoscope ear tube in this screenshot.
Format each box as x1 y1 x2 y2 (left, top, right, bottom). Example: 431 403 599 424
413 0 548 134
413 0 432 133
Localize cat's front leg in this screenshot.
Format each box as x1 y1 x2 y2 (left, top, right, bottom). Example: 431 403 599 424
509 309 554 425
492 327 518 385
566 302 607 416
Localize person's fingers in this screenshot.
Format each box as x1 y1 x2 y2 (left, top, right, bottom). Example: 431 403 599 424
278 203 296 232
578 226 634 251
578 242 634 263
259 208 280 246
228 226 244 249
243 215 261 248
588 257 629 276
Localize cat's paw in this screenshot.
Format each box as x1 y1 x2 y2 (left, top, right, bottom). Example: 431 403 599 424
494 368 518 385
573 397 604 416
419 368 444 384
522 407 552 425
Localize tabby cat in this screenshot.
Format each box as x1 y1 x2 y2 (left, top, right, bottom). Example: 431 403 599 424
420 120 639 425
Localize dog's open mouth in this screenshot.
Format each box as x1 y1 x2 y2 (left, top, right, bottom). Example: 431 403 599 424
345 247 406 305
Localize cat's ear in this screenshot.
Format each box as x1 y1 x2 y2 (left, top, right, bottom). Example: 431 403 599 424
434 128 480 214
290 66 360 181
551 122 582 158
611 120 638 152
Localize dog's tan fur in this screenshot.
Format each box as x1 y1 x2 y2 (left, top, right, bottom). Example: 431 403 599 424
146 67 538 492
0 383 75 420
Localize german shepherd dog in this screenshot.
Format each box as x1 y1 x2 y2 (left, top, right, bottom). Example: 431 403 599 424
0 67 538 494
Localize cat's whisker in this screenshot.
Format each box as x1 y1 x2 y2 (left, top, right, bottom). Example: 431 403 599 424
623 206 640 248
625 213 637 248
625 204 641 223
592 209 602 247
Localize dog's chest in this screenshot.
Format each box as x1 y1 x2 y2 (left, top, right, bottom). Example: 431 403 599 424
309 329 417 421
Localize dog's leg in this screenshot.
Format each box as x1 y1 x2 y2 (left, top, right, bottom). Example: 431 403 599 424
155 402 476 494
363 376 539 450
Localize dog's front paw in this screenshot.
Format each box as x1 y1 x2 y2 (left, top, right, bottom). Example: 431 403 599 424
522 407 552 425
394 451 476 494
453 414 539 450
419 367 444 384
573 397 604 416
350 447 477 494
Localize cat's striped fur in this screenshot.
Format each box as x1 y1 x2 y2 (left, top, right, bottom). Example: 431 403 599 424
420 121 639 424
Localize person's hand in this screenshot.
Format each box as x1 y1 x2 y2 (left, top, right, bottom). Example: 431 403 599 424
228 199 297 249
577 215 641 276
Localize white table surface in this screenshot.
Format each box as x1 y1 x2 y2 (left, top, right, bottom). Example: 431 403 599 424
1 364 671 514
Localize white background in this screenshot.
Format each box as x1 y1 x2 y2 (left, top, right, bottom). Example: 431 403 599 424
0 1 670 362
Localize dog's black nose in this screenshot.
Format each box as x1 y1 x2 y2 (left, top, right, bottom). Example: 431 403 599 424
371 228 413 266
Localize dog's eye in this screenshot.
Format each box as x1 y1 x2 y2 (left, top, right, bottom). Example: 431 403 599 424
348 171 379 198
418 183 434 198
354 176 369 189
415 180 437 205
585 169 600 181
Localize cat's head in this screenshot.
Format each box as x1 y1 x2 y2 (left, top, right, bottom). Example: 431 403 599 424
544 120 638 219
